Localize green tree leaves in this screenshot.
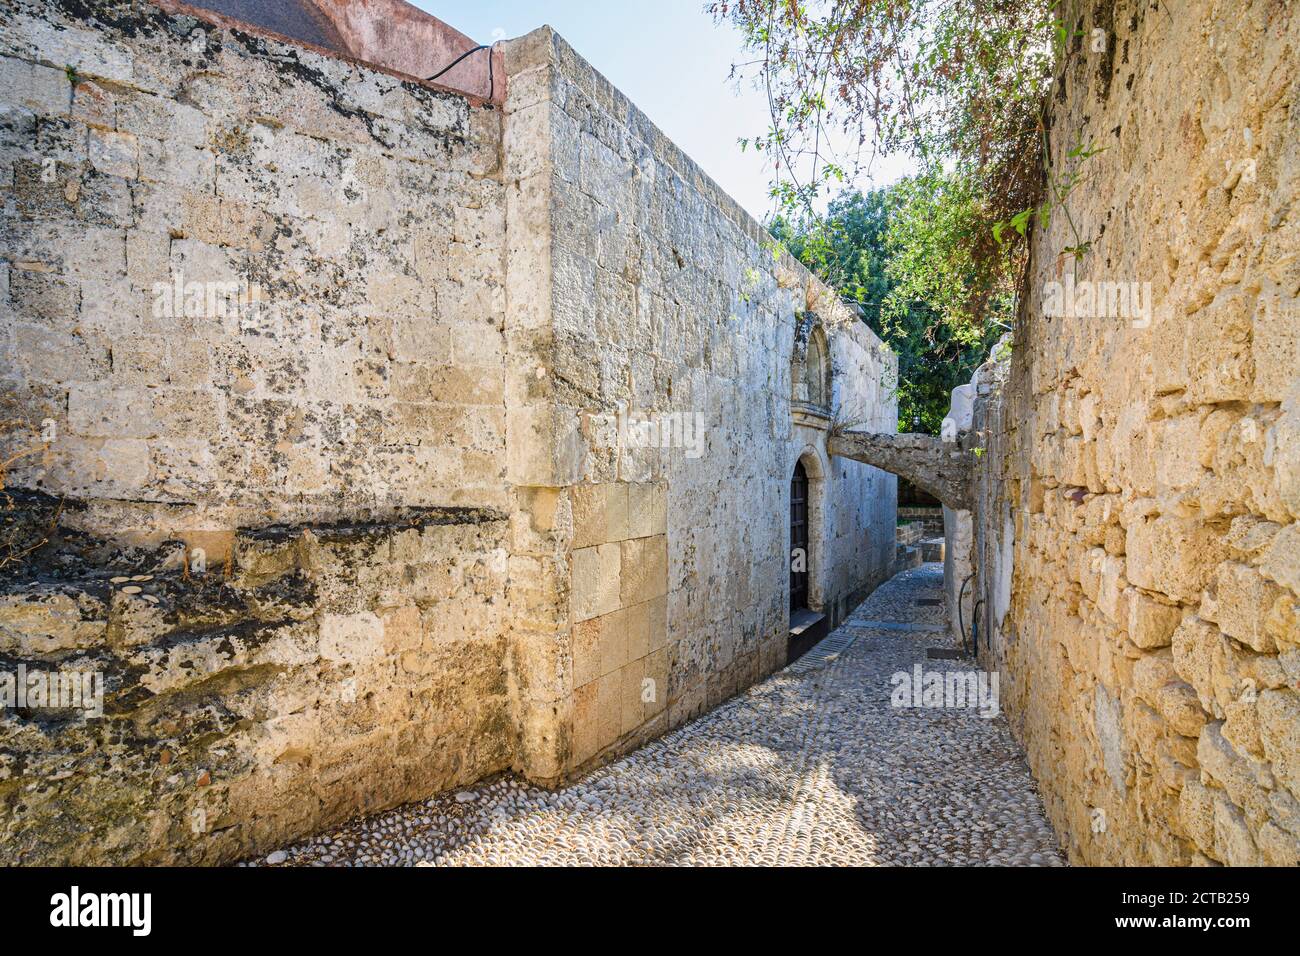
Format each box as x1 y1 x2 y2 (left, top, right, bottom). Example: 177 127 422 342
772 179 1003 435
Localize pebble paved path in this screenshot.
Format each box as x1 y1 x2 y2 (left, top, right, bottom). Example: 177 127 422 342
256 564 1066 866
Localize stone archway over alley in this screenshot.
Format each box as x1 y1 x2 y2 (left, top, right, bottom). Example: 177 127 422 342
257 566 1063 867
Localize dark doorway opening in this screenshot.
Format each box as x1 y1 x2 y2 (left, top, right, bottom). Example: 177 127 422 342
788 459 826 662
790 460 809 611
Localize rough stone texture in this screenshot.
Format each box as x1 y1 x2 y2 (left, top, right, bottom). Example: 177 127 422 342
256 566 1065 867
499 28 897 781
0 0 521 864
0 502 514 865
968 0 1300 866
0 3 896 862
829 430 974 510
0 0 506 529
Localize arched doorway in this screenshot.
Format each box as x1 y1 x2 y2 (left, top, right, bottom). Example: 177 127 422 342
788 456 827 662
790 460 809 611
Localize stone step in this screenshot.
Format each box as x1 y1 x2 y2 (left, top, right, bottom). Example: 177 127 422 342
920 537 945 562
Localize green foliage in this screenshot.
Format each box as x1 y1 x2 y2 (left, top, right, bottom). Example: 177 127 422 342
770 188 893 308
772 180 1002 435
712 1 1115 322
879 171 1016 335
713 1 1110 434
713 0 1061 241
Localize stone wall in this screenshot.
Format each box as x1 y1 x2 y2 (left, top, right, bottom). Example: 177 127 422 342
0 2 897 862
499 28 897 775
969 0 1300 865
1 497 514 864
1 0 507 533
0 0 518 863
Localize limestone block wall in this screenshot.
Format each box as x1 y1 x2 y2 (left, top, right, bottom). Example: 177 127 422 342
499 29 897 775
972 0 1300 865
1 0 507 536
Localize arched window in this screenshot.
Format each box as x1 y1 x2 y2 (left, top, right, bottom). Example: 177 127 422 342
793 317 831 410
803 327 829 408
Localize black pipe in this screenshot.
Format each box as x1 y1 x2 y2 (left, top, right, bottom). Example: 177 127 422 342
957 571 975 655
426 44 494 102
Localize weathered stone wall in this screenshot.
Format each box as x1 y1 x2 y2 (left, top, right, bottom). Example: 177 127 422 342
0 0 517 863
971 0 1299 865
1 0 506 535
499 29 897 775
1 499 513 865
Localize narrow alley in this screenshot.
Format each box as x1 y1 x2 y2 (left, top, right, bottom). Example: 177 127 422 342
260 566 1065 867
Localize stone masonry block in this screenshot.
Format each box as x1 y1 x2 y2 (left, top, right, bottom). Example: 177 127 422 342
619 656 645 736
604 482 630 542
572 678 599 765
1213 561 1283 653
88 128 138 179
319 612 383 664
622 599 652 663
1257 689 1300 801
643 646 669 720
595 669 621 749
0 57 70 116
1125 514 1225 603
572 617 601 687
647 594 668 653
571 543 620 623
1251 293 1299 403
1187 289 1254 405
627 481 667 539
570 483 605 549
1126 588 1183 649
597 607 630 677
620 534 668 607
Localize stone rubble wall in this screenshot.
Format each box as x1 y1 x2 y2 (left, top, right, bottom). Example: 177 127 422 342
0 0 518 863
971 0 1300 865
499 28 897 775
1 502 513 865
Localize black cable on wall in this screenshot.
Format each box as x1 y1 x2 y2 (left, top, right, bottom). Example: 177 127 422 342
426 44 493 101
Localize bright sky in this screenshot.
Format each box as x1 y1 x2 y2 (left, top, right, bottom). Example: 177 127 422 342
414 1 914 223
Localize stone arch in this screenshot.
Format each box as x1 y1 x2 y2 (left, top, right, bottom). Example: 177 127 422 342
827 429 973 511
